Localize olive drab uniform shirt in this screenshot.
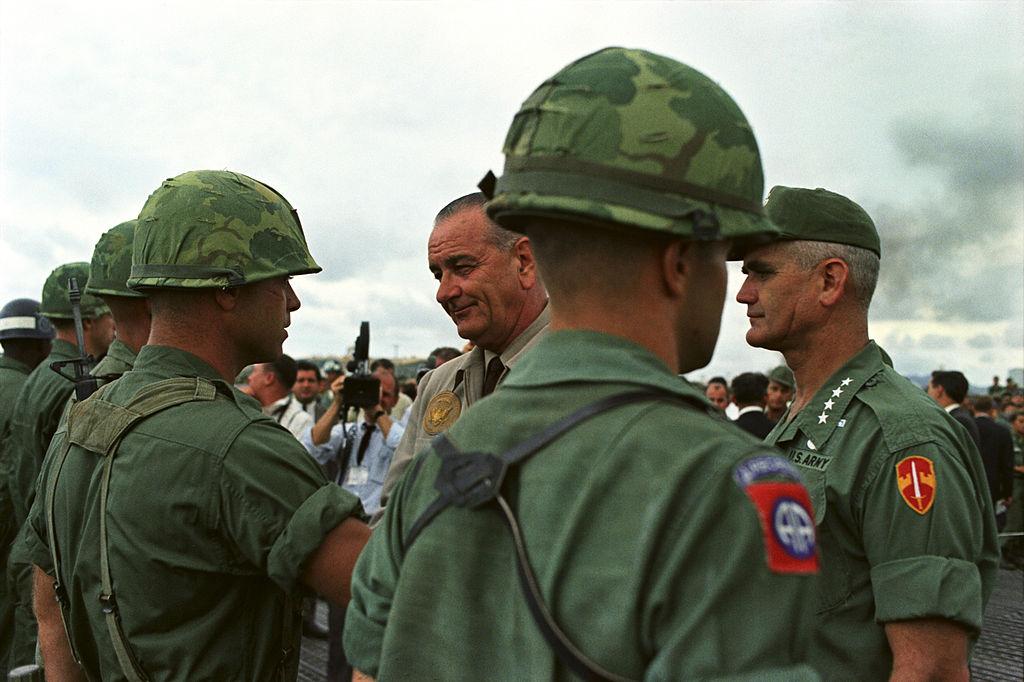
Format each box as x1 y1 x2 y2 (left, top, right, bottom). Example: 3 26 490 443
0 355 32 540
3 339 77 669
89 338 136 382
765 341 999 679
346 331 820 680
24 345 363 681
4 338 140 673
5 338 78 528
0 354 32 677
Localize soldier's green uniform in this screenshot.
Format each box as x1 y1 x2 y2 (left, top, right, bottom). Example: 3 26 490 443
0 353 27 674
0 298 54 676
347 332 819 679
346 47 819 680
26 346 360 680
4 265 109 670
24 170 364 681
0 355 33 443
1 299 56 675
3 339 76 669
755 187 999 679
6 263 109 525
765 343 999 678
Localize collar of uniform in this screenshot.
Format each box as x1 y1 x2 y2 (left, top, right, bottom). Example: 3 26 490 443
0 354 32 375
784 340 887 449
50 338 80 360
498 302 550 366
501 329 706 402
133 344 231 385
265 393 292 416
104 338 138 366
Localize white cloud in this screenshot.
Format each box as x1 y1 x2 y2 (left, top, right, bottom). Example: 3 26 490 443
2 1 1021 384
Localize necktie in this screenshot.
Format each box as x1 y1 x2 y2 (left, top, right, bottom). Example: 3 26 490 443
482 357 505 397
355 424 376 466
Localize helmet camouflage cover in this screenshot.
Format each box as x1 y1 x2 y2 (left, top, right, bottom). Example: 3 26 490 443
40 262 110 320
128 170 321 290
485 47 776 246
86 220 146 298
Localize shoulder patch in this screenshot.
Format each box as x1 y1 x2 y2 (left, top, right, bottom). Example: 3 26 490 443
895 456 936 514
741 481 818 574
733 455 801 487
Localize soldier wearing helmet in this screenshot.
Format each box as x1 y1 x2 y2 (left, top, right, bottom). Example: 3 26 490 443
0 299 54 431
766 364 795 424
345 48 817 680
24 171 370 681
2 263 113 670
83 220 152 381
5 223 160 671
0 298 53 678
735 186 998 679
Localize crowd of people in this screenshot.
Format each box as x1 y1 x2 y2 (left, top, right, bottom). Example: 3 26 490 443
0 46 1020 681
701 370 1024 566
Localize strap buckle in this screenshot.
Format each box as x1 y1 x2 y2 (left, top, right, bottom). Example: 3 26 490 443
99 592 116 615
53 580 68 606
434 451 507 509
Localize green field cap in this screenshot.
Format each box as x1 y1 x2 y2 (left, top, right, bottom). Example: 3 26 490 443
764 186 880 257
768 365 794 389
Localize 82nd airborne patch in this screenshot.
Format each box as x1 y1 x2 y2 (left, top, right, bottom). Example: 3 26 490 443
896 456 936 514
734 457 818 575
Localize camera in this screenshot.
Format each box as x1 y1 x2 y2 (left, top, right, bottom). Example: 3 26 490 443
342 321 380 409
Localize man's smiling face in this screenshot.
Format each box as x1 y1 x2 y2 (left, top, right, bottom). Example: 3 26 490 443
427 207 524 352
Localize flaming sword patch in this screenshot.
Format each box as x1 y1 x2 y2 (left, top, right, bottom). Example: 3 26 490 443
896 456 936 514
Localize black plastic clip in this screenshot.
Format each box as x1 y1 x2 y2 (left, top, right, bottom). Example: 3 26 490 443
434 452 508 509
98 593 116 615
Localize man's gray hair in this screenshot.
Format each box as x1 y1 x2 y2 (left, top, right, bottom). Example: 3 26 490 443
434 192 519 252
789 240 879 309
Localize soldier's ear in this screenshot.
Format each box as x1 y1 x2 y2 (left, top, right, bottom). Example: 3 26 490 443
818 258 850 307
660 239 688 298
213 286 242 312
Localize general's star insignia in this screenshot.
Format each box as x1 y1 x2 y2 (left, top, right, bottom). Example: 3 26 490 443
832 387 844 398
817 413 829 424
841 377 853 386
823 399 835 410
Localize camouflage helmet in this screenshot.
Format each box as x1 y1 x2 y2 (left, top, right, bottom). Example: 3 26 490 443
85 220 146 298
483 47 777 246
39 262 110 320
128 170 321 290
0 298 55 341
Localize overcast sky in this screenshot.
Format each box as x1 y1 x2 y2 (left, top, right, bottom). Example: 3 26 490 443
2 1 1021 388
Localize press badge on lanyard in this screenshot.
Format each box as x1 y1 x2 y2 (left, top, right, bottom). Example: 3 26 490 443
346 466 370 486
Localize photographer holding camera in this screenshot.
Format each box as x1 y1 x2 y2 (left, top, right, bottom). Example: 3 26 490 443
301 346 401 681
305 365 403 509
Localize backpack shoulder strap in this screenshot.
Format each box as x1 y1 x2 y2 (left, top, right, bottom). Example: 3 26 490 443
47 377 221 682
400 388 704 682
